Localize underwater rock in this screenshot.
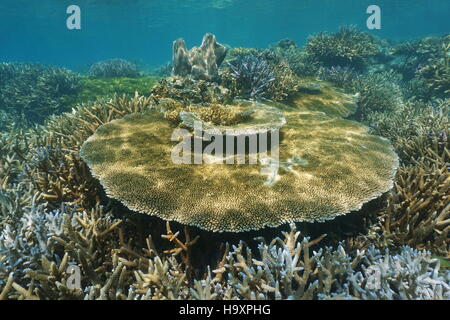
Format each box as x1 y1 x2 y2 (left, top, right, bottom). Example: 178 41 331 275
172 33 228 80
80 102 398 232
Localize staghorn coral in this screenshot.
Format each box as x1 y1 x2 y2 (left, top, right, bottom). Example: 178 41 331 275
227 53 276 99
350 71 404 121
317 66 358 90
416 40 450 98
2 220 449 300
224 50 300 102
19 94 155 210
0 63 82 124
379 163 449 257
89 59 140 78
172 33 228 81
390 35 450 100
367 99 449 166
270 40 321 77
79 104 398 232
211 224 450 300
305 26 381 70
351 161 449 258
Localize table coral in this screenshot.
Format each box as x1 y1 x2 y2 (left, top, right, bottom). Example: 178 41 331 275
80 99 398 232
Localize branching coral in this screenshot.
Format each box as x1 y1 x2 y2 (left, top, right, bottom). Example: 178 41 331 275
416 40 450 98
270 39 321 77
367 99 449 166
212 224 450 300
349 71 404 121
89 59 141 78
390 35 450 100
379 164 449 257
224 50 300 101
305 26 381 70
0 63 82 124
227 54 276 99
1 220 448 300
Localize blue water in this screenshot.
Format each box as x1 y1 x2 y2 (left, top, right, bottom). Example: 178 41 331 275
0 0 449 70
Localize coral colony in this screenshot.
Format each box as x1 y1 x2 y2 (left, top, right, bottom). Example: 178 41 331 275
0 28 449 300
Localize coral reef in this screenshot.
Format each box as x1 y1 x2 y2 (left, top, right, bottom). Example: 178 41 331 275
0 63 82 124
305 26 381 70
89 59 141 78
390 35 450 100
416 40 450 98
172 33 228 80
350 71 404 121
0 30 449 301
377 164 449 257
319 68 404 121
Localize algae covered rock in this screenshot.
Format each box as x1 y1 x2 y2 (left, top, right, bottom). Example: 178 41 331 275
80 100 398 232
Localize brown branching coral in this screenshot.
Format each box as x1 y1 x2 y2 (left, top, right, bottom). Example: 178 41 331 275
305 26 381 70
161 222 199 281
368 99 449 166
376 163 449 257
20 94 155 210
